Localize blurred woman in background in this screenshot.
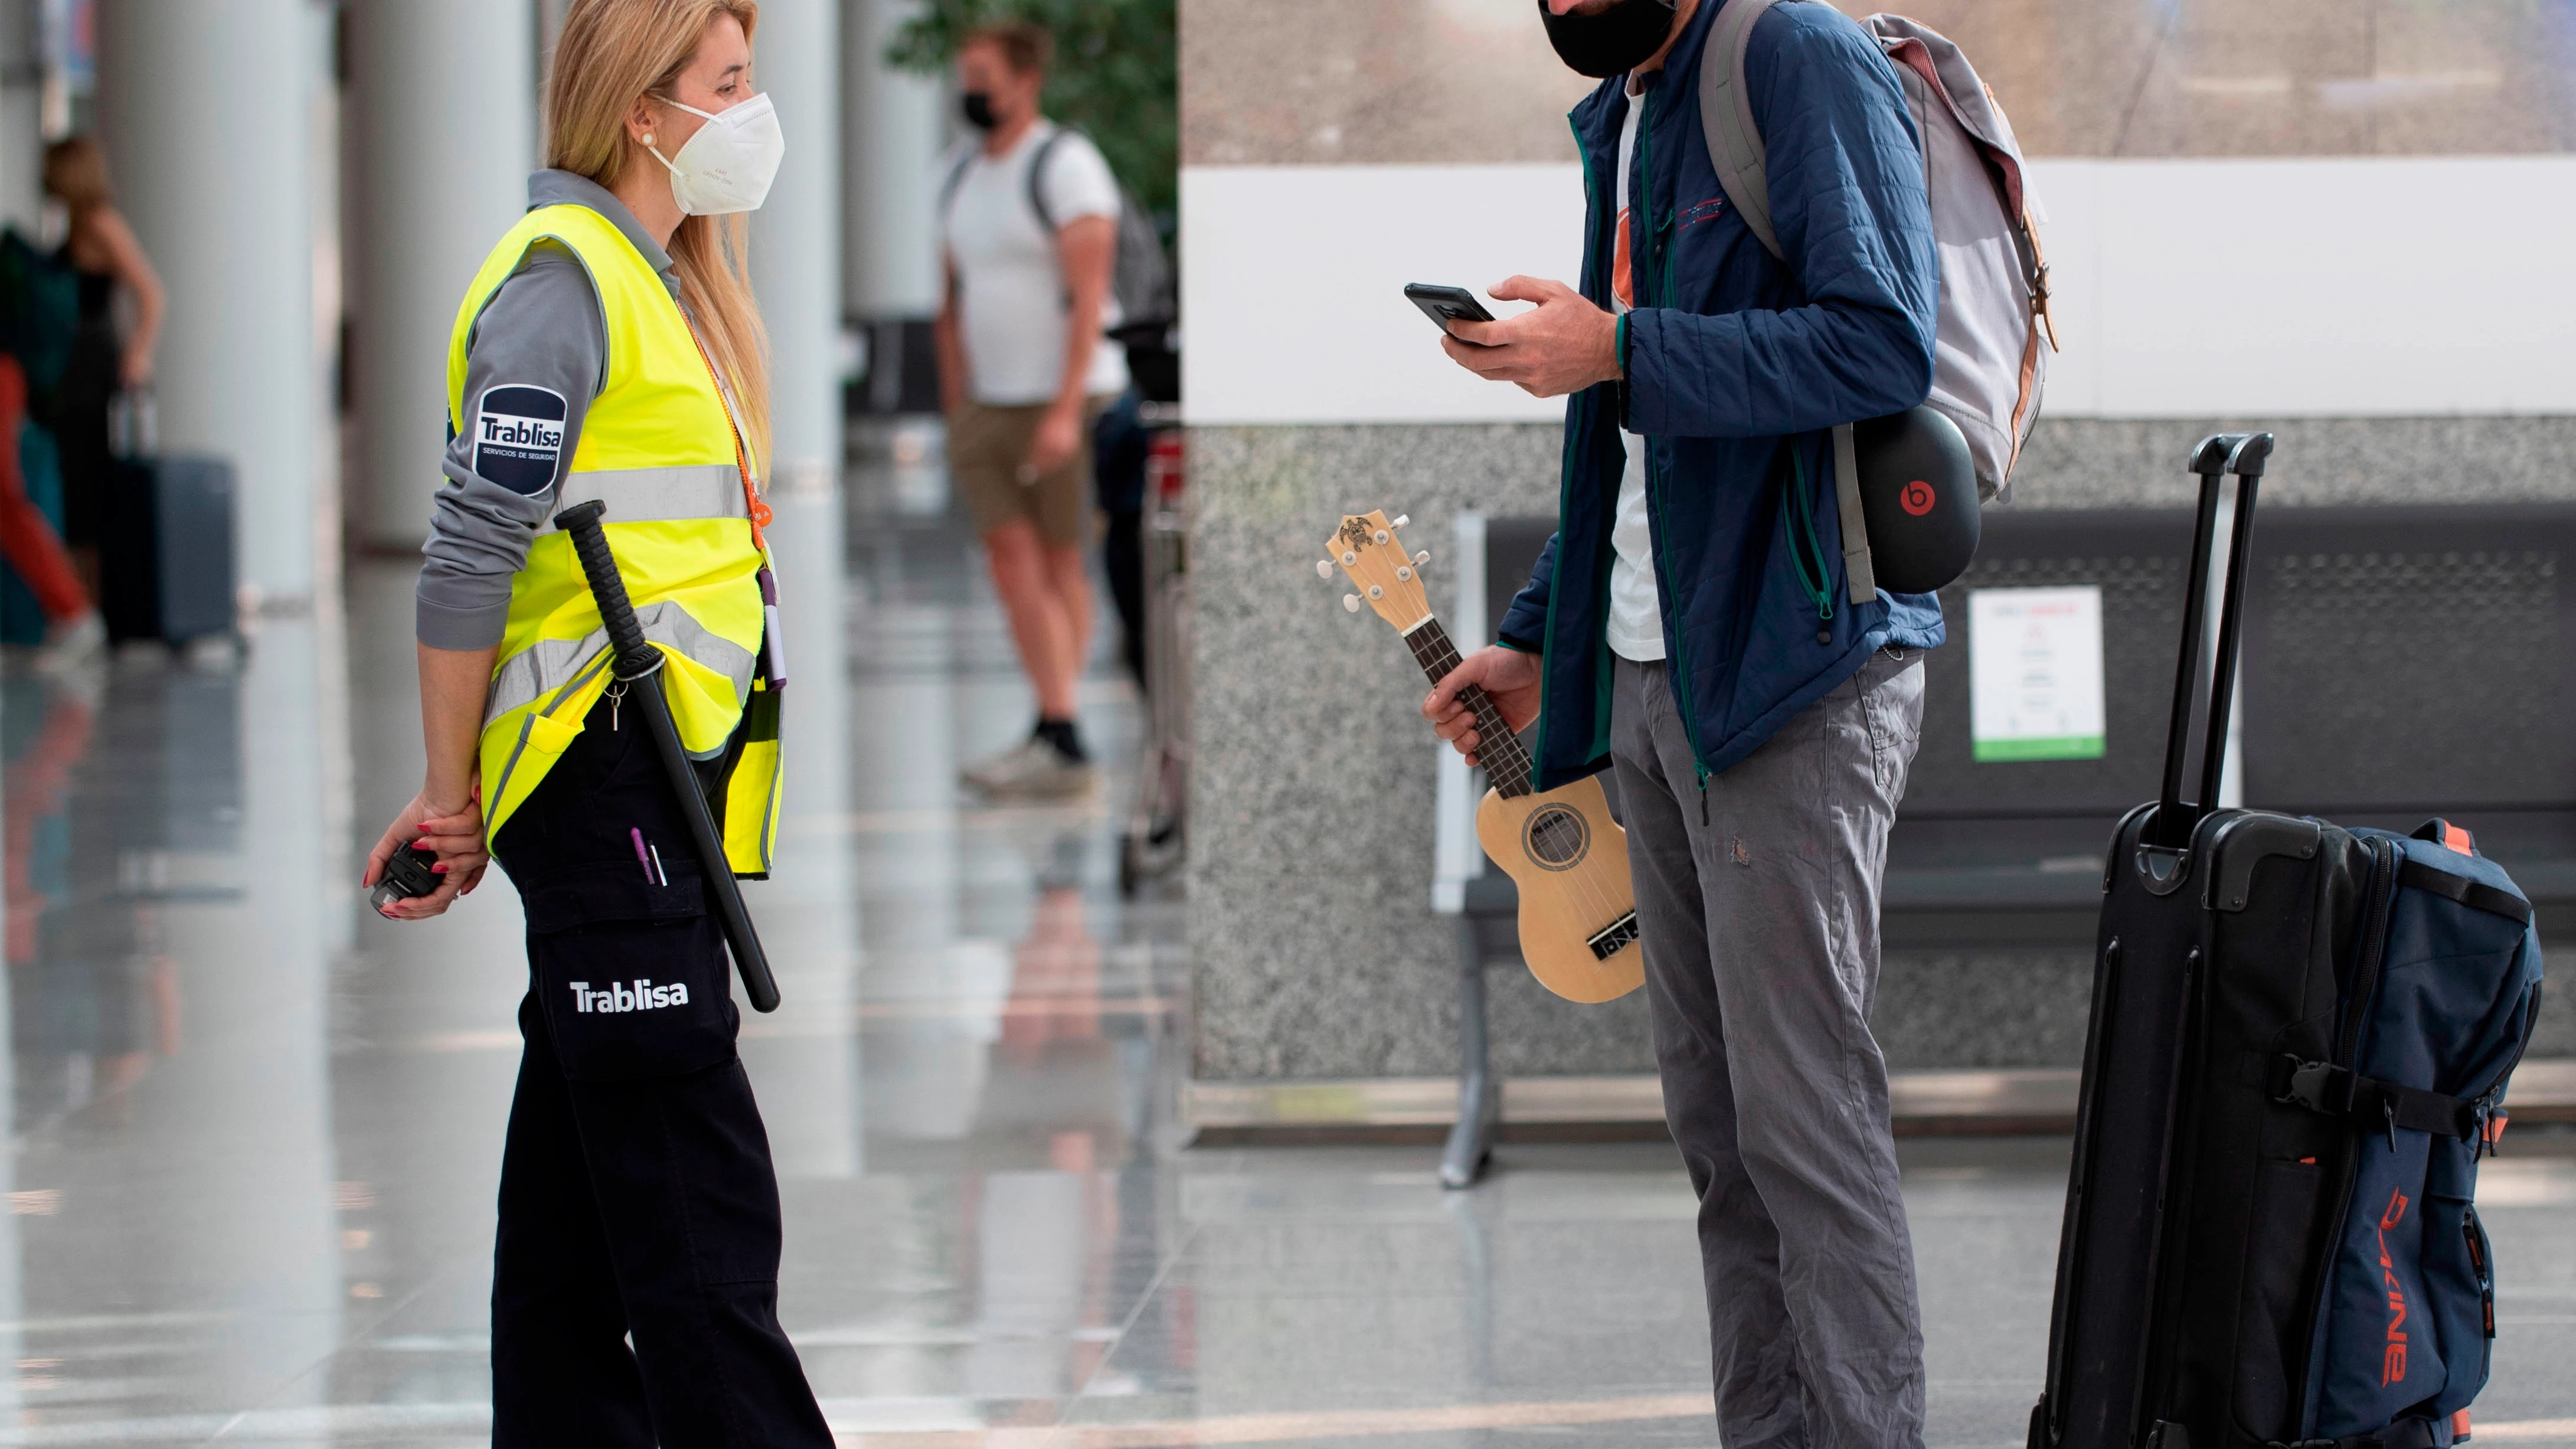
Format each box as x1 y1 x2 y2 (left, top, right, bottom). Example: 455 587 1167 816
42 135 162 616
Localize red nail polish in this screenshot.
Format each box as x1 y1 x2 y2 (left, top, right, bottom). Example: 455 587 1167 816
431 863 450 874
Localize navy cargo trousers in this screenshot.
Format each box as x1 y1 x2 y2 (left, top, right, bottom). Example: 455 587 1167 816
489 694 830 1447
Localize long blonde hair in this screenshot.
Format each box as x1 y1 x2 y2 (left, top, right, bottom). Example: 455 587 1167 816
547 0 771 473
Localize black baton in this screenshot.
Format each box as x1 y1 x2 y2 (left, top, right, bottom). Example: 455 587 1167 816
553 499 782 1013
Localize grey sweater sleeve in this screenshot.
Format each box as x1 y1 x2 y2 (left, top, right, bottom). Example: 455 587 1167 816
416 242 606 650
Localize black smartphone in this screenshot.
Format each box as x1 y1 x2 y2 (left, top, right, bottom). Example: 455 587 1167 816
1405 283 1498 341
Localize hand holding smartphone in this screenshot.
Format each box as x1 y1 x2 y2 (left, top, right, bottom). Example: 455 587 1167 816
1405 283 1498 345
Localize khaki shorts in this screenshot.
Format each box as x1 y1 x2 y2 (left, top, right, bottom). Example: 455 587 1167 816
949 396 1114 548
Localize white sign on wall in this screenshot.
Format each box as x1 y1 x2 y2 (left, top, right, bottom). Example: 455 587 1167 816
1969 586 2107 763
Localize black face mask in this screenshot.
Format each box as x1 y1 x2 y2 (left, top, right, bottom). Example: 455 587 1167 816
1538 0 1680 79
962 91 999 130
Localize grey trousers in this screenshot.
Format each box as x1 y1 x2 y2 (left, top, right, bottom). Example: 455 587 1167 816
1610 650 1928 1449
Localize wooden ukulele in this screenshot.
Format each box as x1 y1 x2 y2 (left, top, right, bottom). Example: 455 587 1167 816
1322 510 1643 1003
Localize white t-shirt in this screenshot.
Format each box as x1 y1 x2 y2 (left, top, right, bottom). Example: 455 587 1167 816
942 122 1131 407
1606 84 1666 664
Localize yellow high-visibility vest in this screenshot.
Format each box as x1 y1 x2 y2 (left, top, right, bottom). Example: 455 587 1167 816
447 201 782 875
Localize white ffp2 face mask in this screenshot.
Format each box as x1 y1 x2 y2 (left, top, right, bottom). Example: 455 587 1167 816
648 93 785 216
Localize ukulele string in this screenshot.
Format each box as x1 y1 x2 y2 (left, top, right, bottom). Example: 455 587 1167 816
1378 534 1606 929
1416 616 1619 936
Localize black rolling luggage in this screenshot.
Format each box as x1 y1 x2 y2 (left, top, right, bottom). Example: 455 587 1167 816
101 453 236 646
2031 435 2544 1449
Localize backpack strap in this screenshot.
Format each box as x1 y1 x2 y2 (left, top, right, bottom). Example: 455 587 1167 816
2398 858 2532 924
1699 0 1786 261
1024 126 1070 235
2267 1417 2453 1449
2270 1056 2485 1142
937 148 976 230
1830 420 1872 604
1701 0 1873 605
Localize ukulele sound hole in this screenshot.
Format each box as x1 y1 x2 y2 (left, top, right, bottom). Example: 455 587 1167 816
1524 806 1591 870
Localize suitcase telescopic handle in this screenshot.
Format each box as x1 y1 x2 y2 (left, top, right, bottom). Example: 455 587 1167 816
2152 435 2245 847
2197 434 2272 819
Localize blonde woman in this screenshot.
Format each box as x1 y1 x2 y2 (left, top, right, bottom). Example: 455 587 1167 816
360 0 829 1437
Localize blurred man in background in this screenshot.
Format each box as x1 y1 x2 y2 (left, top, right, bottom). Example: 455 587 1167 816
937 21 1130 799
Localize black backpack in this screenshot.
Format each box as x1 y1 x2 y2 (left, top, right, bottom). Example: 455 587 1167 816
0 228 81 396
940 127 1175 345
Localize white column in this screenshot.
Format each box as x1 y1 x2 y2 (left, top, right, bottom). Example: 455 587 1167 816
345 0 536 551
0 0 41 234
843 0 944 319
738 0 859 1177
95 0 325 604
752 0 842 482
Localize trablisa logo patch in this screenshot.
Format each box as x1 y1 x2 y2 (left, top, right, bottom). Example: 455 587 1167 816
570 978 690 1013
473 384 568 495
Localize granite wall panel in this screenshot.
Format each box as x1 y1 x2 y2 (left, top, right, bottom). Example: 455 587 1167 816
1181 0 2576 167
1189 414 2576 1081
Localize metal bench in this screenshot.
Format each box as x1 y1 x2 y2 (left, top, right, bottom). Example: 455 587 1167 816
1435 501 2576 1186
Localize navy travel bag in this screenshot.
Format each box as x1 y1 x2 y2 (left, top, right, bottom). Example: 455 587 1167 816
2031 434 2545 1449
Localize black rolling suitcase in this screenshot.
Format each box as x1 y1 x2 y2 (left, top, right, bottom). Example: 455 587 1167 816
101 453 236 646
2031 434 2544 1449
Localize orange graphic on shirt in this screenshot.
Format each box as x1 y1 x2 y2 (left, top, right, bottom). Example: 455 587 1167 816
1613 207 1634 310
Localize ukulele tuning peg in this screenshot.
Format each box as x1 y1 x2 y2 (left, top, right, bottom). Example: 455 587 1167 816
1414 550 1431 567
1343 594 1362 613
1315 560 1334 579
1342 550 1359 567
1368 584 1385 600
1391 515 1410 530
1395 566 1414 581
1373 530 1390 545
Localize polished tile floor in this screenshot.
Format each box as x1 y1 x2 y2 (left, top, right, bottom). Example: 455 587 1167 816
3 446 2572 1446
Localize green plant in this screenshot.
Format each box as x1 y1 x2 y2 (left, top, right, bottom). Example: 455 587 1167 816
885 0 1177 224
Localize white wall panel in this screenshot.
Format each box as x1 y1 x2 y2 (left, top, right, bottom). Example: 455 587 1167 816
1186 156 2576 424
1181 163 1584 425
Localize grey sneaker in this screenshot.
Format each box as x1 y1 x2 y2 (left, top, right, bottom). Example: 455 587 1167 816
962 737 1096 799
34 611 105 674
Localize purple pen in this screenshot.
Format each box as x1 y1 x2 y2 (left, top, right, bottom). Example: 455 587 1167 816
630 827 656 884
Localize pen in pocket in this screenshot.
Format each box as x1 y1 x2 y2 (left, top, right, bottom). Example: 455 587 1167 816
631 827 655 884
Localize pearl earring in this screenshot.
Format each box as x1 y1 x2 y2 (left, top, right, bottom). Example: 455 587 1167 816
642 133 656 146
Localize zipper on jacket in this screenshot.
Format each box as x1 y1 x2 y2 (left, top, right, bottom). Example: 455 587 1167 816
1784 444 1837 637
1629 81 1716 794
2291 835 2401 1434
1529 112 1613 795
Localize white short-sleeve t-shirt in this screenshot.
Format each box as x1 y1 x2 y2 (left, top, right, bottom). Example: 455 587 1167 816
1605 84 1666 664
942 122 1132 407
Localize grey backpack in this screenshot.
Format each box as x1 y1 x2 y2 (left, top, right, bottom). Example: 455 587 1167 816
1701 2 2058 603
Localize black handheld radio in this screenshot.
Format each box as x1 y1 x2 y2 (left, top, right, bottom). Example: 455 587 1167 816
370 845 442 912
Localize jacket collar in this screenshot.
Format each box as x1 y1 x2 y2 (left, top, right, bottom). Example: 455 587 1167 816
527 169 675 280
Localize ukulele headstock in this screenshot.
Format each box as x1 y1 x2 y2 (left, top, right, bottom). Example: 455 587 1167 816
1319 510 1431 633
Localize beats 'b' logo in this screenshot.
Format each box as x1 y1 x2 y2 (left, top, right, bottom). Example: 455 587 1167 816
1900 480 1937 516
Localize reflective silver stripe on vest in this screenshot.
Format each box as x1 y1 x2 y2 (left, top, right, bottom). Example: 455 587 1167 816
483 598 757 744
534 464 747 531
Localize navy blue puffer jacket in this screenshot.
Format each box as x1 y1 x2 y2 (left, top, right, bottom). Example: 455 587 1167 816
1496 0 1943 791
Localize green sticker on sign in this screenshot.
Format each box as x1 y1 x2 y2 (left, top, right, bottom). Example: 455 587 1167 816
1969 586 2107 763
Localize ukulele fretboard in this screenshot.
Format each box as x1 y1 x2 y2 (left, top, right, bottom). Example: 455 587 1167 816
1403 618 1535 799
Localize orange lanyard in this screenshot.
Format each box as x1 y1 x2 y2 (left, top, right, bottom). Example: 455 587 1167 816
683 318 773 551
